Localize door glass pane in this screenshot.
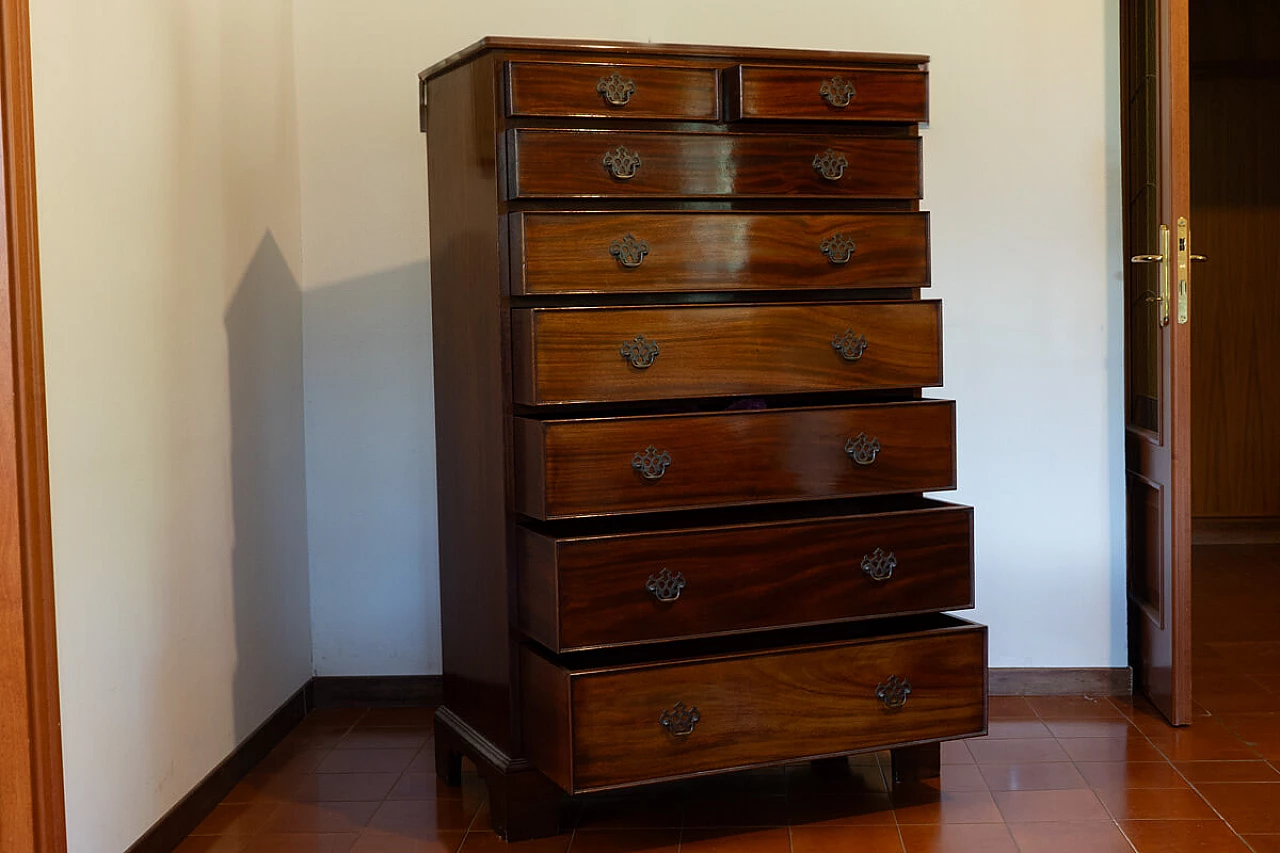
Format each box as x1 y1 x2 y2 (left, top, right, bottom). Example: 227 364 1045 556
1125 0 1162 434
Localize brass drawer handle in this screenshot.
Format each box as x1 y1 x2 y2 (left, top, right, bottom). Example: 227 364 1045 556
603 146 642 180
832 329 868 362
861 548 896 582
645 568 686 602
876 676 912 710
610 234 650 269
659 701 700 738
820 232 857 265
620 334 660 369
819 76 857 108
845 433 881 465
632 445 671 480
813 148 849 181
597 71 637 106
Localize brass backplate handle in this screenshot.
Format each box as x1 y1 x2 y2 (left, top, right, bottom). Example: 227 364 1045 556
1130 224 1170 327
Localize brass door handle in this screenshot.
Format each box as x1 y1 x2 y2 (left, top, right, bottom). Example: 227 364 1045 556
1191 254 1208 262
1130 224 1171 327
1131 254 1164 263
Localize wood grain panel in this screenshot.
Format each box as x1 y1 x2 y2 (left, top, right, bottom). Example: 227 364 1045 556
516 401 956 520
728 64 927 122
1190 43 1280 517
507 62 719 120
508 130 922 199
517 501 973 651
521 618 985 792
424 53 520 752
511 301 942 405
511 211 930 295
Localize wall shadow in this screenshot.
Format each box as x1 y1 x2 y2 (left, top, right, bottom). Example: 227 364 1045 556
301 260 439 676
225 231 312 739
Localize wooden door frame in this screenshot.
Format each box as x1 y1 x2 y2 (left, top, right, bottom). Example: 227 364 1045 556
0 0 67 850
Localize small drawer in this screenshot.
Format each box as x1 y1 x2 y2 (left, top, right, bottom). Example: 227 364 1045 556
511 301 942 405
510 211 930 295
521 614 987 792
727 64 928 122
507 62 720 120
514 400 956 520
508 129 922 199
518 499 974 652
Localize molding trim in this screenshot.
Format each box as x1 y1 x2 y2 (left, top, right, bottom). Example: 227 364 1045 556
1193 516 1280 545
0 0 67 850
311 675 443 709
990 667 1133 696
125 685 311 853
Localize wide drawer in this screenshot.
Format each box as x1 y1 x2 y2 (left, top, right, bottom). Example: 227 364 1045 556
518 499 974 652
727 64 928 122
521 614 987 792
506 62 720 120
511 301 942 405
514 400 956 520
508 129 922 199
510 211 930 295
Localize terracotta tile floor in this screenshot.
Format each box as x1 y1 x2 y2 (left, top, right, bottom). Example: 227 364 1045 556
175 543 1280 852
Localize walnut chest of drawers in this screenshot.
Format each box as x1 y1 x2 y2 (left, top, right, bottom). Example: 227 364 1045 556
419 37 987 841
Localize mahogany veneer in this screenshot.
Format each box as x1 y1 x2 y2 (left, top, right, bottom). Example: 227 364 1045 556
421 37 985 841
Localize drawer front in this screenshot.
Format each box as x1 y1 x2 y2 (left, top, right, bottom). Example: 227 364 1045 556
507 62 720 120
518 503 974 652
511 212 930 295
522 620 987 792
509 129 922 199
515 401 955 519
728 64 928 122
512 301 942 405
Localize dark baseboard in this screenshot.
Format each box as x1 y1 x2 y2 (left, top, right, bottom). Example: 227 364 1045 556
125 682 311 853
310 675 443 709
990 667 1132 696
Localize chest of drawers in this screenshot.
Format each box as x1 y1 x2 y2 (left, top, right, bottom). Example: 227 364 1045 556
420 37 987 841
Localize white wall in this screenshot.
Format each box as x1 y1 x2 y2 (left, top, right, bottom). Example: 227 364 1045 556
293 0 1126 673
31 1 312 850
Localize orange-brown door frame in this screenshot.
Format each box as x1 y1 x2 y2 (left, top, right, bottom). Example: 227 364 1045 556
0 0 67 851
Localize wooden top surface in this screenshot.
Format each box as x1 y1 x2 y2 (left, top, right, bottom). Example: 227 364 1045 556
419 36 929 81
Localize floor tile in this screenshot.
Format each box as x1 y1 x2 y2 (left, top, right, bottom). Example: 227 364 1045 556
964 738 1069 764
1007 820 1135 853
679 827 792 853
789 824 904 853
897 823 1018 853
785 760 886 794
239 834 360 853
286 773 401 802
1057 736 1164 763
986 720 1053 739
1120 819 1252 853
174 837 248 853
257 747 333 775
337 729 430 750
683 794 789 828
1041 719 1136 738
991 789 1109 823
891 790 1003 824
1173 759 1280 783
978 762 1087 791
575 794 685 830
456 830 571 852
987 696 1038 720
358 708 435 728
1075 761 1188 789
931 764 989 792
1095 786 1217 820
939 741 974 765
190 803 278 837
786 793 896 826
1241 836 1280 853
1195 782 1280 833
350 830 465 853
261 801 381 834
317 749 418 775
1025 696 1129 721
564 829 679 853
